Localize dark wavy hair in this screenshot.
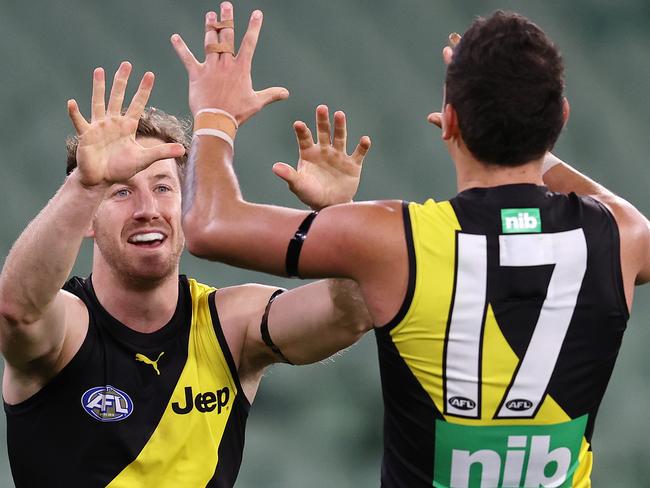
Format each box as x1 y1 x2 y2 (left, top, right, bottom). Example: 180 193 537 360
445 11 565 166
65 107 191 180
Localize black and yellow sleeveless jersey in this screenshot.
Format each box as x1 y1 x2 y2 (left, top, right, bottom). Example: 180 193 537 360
5 275 248 488
376 184 628 488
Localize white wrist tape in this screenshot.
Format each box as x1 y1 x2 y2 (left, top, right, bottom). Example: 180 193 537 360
193 108 238 150
193 129 234 149
542 154 562 174
195 108 239 129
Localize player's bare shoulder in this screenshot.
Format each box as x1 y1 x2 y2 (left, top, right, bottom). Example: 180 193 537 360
213 284 283 368
213 283 283 403
306 199 407 266
2 289 89 404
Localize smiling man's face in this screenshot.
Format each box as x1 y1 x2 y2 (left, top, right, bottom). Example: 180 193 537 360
91 137 185 286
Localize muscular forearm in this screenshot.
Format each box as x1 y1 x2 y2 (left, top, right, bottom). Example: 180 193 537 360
542 153 614 199
267 279 372 366
0 172 105 324
543 153 650 289
182 135 307 275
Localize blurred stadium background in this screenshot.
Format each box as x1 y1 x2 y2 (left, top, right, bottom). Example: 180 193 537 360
0 0 648 486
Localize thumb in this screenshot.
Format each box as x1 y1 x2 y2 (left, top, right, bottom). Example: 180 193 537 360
257 86 290 108
67 99 90 134
427 112 443 129
272 162 299 188
141 143 186 167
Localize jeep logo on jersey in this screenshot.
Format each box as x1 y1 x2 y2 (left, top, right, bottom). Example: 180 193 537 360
501 208 542 233
448 396 476 410
81 385 134 422
172 386 230 415
506 399 534 411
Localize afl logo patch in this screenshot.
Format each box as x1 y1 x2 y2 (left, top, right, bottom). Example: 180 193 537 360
448 396 476 410
81 385 134 422
506 399 533 411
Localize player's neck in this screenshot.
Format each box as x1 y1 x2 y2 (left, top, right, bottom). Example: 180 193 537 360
91 264 180 334
454 151 544 192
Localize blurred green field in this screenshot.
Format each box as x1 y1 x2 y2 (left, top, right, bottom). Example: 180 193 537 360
0 1 648 486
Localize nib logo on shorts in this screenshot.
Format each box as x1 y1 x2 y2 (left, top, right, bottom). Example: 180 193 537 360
501 208 542 234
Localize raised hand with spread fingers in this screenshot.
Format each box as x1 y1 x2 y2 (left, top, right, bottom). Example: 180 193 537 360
274 105 372 210
67 62 185 187
171 2 289 124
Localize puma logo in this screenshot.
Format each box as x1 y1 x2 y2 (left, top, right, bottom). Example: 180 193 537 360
135 352 165 375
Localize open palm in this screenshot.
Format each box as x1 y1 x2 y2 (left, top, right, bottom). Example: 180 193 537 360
171 5 288 124
274 105 371 210
67 62 185 187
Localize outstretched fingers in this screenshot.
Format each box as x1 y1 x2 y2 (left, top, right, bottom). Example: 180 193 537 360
443 32 461 65
332 111 347 152
256 86 290 108
351 136 372 164
90 67 106 122
272 162 299 188
67 99 90 134
427 112 443 128
449 32 461 48
203 2 235 61
442 46 453 66
140 142 186 170
316 105 331 146
125 71 155 120
107 61 132 116
204 11 220 61
238 10 263 68
218 2 235 60
171 33 199 75
294 121 315 152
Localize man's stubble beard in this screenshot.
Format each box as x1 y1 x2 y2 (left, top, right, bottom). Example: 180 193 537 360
94 232 184 291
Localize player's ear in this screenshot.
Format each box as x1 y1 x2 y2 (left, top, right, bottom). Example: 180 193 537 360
562 97 570 127
441 103 459 141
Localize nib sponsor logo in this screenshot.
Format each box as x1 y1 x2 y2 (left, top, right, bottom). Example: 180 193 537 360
434 416 587 488
501 208 542 234
450 435 570 487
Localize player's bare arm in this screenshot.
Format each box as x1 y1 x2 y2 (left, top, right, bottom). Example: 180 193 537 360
0 63 184 403
170 2 288 217
174 3 405 325
542 154 650 298
184 111 405 324
215 278 372 402
226 108 374 397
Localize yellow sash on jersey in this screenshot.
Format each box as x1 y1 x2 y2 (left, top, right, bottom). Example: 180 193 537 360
108 280 238 487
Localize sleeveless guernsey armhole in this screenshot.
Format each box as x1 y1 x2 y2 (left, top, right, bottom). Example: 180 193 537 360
3 318 95 415
208 291 251 412
593 199 630 321
377 200 417 331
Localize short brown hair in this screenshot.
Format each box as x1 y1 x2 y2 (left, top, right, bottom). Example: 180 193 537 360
445 11 565 166
65 107 191 179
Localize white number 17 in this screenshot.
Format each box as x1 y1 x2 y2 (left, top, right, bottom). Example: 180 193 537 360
444 229 587 419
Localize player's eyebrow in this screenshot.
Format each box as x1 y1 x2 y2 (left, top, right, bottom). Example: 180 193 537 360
151 173 176 182
151 173 173 180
